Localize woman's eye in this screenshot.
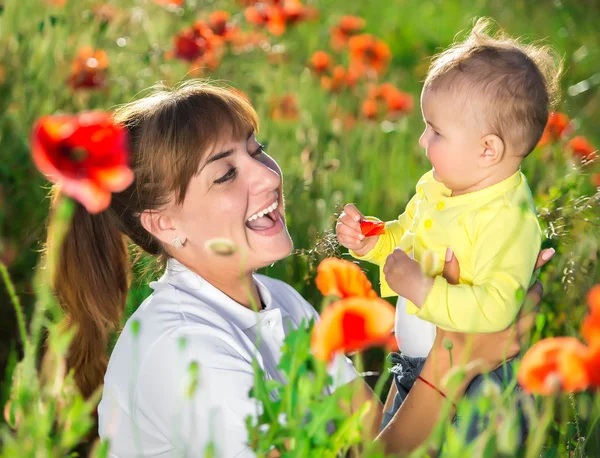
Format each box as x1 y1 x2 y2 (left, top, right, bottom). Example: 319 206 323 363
251 142 268 157
214 167 237 184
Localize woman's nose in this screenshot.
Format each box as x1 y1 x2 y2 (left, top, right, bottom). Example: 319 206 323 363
248 154 281 193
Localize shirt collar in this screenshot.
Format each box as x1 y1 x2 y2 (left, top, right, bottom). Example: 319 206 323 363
444 169 523 205
158 258 289 331
419 169 524 205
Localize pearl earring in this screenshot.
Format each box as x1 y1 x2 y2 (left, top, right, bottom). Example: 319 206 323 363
172 237 186 249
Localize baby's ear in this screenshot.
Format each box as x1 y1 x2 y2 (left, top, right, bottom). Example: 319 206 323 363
479 134 505 167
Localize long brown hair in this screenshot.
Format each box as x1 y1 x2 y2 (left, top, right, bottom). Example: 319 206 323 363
49 81 258 397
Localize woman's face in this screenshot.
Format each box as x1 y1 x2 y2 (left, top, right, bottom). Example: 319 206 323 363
167 130 293 273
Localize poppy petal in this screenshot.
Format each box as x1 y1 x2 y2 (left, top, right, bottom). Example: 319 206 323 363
90 166 134 192
311 297 395 362
62 178 112 214
360 220 385 237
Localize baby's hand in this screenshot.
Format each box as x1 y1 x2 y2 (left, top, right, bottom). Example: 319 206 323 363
383 248 434 307
336 204 379 256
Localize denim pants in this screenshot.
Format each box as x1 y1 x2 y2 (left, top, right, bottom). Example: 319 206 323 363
380 352 530 444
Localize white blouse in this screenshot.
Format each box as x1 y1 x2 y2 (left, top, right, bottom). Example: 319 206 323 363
98 259 357 457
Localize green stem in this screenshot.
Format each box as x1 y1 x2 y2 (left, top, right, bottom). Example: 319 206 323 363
0 260 29 349
525 394 555 458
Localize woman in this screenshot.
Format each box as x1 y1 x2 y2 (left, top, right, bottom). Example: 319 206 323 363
51 80 550 457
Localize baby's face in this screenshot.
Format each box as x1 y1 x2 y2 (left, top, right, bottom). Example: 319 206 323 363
419 88 488 193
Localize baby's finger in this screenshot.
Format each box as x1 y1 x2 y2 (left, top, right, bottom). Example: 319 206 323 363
336 223 364 241
338 211 362 231
337 234 362 250
342 203 365 223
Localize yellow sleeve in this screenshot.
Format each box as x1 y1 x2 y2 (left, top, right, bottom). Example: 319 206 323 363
415 206 542 332
349 192 419 297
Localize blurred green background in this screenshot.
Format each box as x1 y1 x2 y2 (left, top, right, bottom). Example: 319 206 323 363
1 0 599 453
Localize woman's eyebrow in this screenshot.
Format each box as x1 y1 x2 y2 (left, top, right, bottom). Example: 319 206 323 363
199 149 233 173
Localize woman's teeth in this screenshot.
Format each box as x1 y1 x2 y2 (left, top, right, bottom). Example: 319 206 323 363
247 201 278 222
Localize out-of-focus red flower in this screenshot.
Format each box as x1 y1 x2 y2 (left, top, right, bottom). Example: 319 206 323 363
585 345 600 386
208 10 239 41
360 220 385 237
310 50 332 74
45 0 67 6
270 93 299 120
330 15 365 52
362 98 378 120
568 136 597 161
537 112 572 147
583 285 600 349
31 112 133 214
315 258 377 299
320 65 360 92
363 83 413 120
348 34 391 77
592 173 600 188
92 3 118 24
244 0 318 36
311 296 395 362
518 337 590 395
230 30 269 54
67 47 109 90
169 21 224 71
385 90 413 116
153 0 184 5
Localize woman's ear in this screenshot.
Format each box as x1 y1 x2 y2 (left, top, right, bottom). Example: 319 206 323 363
140 210 179 247
479 134 505 167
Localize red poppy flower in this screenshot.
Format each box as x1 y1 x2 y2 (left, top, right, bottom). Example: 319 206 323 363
31 112 133 214
170 21 224 71
518 337 590 395
245 1 318 36
385 89 413 116
348 34 391 76
537 112 572 147
311 296 395 362
583 285 600 348
92 4 118 24
368 83 414 118
67 47 109 90
208 11 239 40
153 0 184 5
362 98 378 120
310 51 332 74
230 30 269 54
315 258 377 299
360 220 385 237
270 93 299 120
245 3 285 35
321 65 356 92
329 16 365 52
568 136 597 161
584 345 600 387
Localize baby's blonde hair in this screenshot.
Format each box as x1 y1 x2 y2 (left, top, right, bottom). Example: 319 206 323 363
424 18 562 156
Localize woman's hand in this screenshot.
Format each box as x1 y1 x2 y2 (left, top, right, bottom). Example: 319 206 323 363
427 247 555 395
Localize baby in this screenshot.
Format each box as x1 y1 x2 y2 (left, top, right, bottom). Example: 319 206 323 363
336 19 560 439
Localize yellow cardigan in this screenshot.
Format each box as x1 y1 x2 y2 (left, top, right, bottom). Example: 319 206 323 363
351 169 542 332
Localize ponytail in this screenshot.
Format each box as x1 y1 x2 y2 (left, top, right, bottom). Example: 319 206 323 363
51 197 130 398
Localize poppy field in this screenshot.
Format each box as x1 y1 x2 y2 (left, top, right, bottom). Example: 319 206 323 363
1 0 600 456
